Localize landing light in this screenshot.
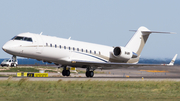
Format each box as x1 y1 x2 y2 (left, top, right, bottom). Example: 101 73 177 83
72 61 76 63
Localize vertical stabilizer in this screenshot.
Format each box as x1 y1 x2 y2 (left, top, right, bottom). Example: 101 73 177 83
125 26 151 56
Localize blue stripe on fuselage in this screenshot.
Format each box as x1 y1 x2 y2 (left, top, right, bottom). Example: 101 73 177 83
74 51 108 63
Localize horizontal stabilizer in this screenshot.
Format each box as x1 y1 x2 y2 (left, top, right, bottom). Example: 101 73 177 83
129 30 176 34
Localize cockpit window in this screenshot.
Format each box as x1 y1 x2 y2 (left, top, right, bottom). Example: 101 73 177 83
12 36 33 42
24 37 33 42
14 36 24 40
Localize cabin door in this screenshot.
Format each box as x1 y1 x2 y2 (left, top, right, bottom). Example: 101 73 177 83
35 35 44 54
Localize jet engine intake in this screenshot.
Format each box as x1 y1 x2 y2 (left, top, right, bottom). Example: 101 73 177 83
113 46 136 60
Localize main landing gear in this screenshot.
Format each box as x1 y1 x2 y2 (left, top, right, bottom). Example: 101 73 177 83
62 66 70 76
86 67 94 78
60 66 95 78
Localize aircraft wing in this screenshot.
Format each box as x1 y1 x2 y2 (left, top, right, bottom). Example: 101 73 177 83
71 54 177 69
71 60 165 69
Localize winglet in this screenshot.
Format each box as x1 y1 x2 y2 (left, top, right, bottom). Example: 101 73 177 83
168 54 178 66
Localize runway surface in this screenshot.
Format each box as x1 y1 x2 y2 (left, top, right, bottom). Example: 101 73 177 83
0 66 180 81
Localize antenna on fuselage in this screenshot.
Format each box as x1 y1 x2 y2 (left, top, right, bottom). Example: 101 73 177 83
40 32 43 35
68 37 71 40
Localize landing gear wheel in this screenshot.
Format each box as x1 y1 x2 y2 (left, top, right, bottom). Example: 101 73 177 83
66 70 70 76
89 71 94 77
86 71 94 78
86 71 90 77
62 69 70 76
62 70 66 76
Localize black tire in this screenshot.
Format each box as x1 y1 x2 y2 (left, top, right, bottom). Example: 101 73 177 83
86 71 90 77
89 71 94 77
62 70 66 76
11 63 14 67
66 70 70 76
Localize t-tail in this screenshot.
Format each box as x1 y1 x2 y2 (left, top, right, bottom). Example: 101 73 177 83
125 26 175 57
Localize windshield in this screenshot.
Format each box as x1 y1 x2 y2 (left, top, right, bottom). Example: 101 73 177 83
24 37 33 42
2 59 17 62
14 36 24 40
12 36 33 42
3 59 9 62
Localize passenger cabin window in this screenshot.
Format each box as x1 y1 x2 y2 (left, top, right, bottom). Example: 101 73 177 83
77 48 79 51
59 45 61 48
81 49 83 52
69 47 71 50
73 47 75 51
50 44 52 47
64 46 66 49
86 49 88 53
94 51 96 54
90 50 92 53
46 43 48 46
55 45 57 48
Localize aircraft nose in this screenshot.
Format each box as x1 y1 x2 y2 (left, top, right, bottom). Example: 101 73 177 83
2 44 9 52
2 41 20 55
2 41 13 52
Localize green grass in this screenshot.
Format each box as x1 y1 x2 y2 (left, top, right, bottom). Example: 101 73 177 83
0 68 39 72
0 66 58 73
33 66 57 69
44 70 57 73
76 70 105 74
0 79 180 101
0 74 17 77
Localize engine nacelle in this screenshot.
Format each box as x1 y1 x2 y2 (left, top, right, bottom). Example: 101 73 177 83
113 46 137 60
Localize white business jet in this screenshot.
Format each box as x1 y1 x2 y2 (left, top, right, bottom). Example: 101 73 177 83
2 26 177 77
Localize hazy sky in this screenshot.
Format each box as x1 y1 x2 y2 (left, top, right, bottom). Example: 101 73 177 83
0 0 179 59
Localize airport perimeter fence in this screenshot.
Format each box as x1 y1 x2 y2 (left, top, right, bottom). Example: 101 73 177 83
1 58 180 66
0 58 54 66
